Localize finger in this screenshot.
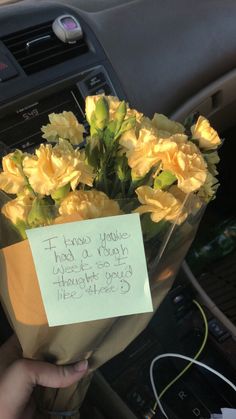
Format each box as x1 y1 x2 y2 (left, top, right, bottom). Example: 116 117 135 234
0 335 22 375
0 359 88 419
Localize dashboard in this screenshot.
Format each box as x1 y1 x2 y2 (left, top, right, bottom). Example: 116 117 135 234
1 1 236 418
2 0 236 120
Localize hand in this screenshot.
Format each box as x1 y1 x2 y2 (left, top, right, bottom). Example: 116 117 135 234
0 335 88 419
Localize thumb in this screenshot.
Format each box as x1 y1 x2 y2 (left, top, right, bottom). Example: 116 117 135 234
0 359 88 419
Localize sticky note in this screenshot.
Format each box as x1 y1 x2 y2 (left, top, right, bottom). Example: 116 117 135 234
222 408 236 419
210 408 236 419
26 213 153 326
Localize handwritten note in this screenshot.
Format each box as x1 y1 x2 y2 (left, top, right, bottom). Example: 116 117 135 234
26 214 153 326
211 409 236 419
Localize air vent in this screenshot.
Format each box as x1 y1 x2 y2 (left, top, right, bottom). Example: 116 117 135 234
2 21 89 75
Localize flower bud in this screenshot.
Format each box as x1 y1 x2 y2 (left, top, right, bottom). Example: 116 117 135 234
51 183 71 204
115 116 136 139
114 101 127 132
154 170 177 190
94 97 109 131
115 156 129 182
11 149 24 167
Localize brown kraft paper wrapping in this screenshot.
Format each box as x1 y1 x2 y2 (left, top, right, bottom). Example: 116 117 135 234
0 216 199 419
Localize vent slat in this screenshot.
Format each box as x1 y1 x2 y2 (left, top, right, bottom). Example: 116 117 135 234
3 23 53 45
10 40 59 59
15 41 86 65
2 20 88 75
23 45 88 74
5 31 53 50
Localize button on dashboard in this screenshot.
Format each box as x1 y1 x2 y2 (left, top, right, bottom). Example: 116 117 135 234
85 72 106 90
90 83 112 95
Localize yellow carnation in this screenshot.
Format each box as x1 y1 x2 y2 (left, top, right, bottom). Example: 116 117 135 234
0 152 26 194
23 139 94 195
41 111 85 145
191 116 221 150
151 113 185 138
1 193 33 225
119 115 157 155
135 185 187 224
156 138 207 193
58 189 122 220
126 128 160 179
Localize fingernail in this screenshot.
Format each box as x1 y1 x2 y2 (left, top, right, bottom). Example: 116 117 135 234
74 359 88 373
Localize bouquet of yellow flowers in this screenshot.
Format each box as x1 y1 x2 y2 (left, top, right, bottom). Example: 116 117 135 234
0 95 220 418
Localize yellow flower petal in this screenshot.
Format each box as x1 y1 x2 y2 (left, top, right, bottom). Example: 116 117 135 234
23 139 94 195
191 116 221 150
42 111 85 145
152 113 185 137
0 153 26 194
122 128 160 179
156 138 207 193
135 185 187 224
1 193 33 224
58 190 122 220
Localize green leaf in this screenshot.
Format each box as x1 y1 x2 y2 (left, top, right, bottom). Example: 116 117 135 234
85 141 100 170
154 170 176 190
184 112 199 135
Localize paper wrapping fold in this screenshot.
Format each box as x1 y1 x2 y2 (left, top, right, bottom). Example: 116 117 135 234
0 216 199 418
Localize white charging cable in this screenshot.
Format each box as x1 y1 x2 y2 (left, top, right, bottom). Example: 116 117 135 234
149 353 236 418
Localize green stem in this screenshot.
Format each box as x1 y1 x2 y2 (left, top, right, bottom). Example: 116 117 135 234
25 176 37 196
111 176 120 198
103 171 109 195
127 181 135 197
19 162 37 197
121 181 126 198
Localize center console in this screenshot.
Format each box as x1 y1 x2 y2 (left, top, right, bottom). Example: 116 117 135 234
82 281 236 419
0 65 118 150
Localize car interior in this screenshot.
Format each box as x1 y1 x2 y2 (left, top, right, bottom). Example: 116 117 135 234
0 0 236 418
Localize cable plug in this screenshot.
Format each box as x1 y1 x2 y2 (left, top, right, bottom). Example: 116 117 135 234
142 407 156 418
